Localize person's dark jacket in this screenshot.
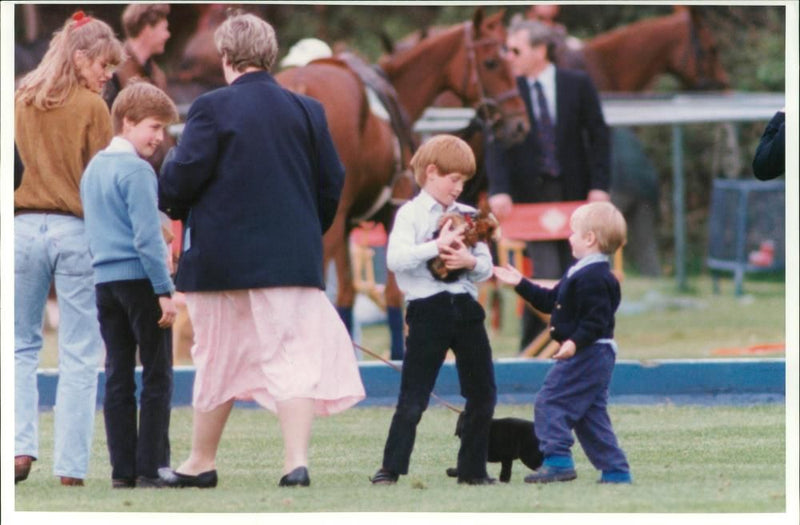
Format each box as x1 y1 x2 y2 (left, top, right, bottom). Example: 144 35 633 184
486 69 610 202
159 71 344 292
752 111 784 181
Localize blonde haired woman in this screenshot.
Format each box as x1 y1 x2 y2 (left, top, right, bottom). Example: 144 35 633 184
15 11 124 487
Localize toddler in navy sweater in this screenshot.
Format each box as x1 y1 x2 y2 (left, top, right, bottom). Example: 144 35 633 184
81 82 178 488
494 201 632 484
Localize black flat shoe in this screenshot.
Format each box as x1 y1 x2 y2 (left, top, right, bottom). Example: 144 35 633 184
158 467 218 488
370 468 398 485
457 476 497 485
279 466 310 487
112 478 135 489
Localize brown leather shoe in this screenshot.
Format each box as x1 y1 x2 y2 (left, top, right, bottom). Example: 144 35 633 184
60 476 85 486
15 455 33 484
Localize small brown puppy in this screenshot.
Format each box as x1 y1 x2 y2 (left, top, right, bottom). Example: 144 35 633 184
427 210 500 282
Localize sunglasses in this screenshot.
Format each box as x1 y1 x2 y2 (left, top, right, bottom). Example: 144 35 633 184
501 45 523 58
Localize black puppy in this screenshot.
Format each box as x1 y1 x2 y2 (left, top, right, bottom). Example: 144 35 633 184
446 412 543 483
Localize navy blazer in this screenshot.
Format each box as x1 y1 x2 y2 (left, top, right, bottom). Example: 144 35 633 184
159 71 345 292
486 68 610 202
513 261 620 349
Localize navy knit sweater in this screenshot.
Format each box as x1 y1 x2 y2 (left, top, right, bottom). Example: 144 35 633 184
514 260 620 349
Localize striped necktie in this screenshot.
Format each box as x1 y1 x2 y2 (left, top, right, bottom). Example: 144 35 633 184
532 81 560 177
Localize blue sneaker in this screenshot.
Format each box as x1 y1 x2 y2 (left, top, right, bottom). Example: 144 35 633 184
524 465 577 484
598 470 632 484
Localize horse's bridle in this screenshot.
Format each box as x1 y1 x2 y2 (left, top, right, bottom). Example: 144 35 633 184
681 12 726 90
460 22 527 136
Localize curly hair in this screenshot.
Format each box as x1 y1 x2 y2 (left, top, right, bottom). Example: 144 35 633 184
214 11 278 73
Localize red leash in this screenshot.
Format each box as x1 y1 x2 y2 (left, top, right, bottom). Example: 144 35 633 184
353 342 463 414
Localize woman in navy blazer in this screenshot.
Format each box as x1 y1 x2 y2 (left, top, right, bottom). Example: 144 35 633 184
158 12 364 489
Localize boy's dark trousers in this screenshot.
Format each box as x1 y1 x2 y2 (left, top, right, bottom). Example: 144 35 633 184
96 279 173 481
382 292 497 480
534 343 629 473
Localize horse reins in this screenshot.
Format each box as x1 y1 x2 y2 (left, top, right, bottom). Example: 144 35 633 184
352 341 464 414
461 22 525 133
681 11 717 89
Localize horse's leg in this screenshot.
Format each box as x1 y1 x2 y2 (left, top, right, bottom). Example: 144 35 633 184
335 245 356 335
324 216 356 335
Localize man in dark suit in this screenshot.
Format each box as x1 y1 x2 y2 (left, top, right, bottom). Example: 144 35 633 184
486 19 611 350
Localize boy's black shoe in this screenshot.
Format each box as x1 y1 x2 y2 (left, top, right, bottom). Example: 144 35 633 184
137 475 168 488
457 476 497 485
112 478 135 489
370 468 399 485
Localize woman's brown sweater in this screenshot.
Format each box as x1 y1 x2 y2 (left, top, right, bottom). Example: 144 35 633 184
15 86 113 217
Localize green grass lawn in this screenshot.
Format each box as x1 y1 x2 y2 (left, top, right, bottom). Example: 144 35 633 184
14 403 785 513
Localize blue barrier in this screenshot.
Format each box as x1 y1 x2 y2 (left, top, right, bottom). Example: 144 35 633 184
35 357 785 410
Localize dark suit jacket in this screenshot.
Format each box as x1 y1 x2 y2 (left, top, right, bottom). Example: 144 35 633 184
514 261 620 350
486 68 610 202
159 71 345 292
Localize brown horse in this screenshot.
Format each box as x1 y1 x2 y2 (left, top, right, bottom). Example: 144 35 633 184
275 8 528 358
579 6 729 92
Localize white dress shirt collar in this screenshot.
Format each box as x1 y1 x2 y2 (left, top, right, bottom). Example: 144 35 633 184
419 188 459 214
105 136 138 155
566 252 609 278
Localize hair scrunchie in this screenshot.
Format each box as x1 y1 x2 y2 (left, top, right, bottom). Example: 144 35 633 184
71 10 93 29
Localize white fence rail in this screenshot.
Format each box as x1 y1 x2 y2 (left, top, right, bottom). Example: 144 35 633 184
413 92 784 136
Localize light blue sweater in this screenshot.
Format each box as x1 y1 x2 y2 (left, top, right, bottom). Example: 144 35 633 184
80 137 175 295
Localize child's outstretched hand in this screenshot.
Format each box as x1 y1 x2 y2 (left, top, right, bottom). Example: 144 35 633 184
493 264 523 286
553 340 576 360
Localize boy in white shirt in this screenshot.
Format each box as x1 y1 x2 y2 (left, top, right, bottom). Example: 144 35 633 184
371 135 497 486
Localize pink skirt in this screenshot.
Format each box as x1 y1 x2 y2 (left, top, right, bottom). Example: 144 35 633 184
185 287 365 415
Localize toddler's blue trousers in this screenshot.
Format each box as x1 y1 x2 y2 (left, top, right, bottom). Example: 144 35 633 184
534 343 629 473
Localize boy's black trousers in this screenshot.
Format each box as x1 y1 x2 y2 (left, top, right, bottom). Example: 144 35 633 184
96 279 173 481
381 292 496 480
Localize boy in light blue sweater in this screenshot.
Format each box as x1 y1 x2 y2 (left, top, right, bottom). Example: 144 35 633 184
80 82 178 489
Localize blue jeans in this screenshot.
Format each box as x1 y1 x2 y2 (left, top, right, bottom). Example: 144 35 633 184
15 213 103 479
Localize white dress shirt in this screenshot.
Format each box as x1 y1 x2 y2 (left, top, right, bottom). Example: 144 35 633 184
387 190 493 301
527 63 557 125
